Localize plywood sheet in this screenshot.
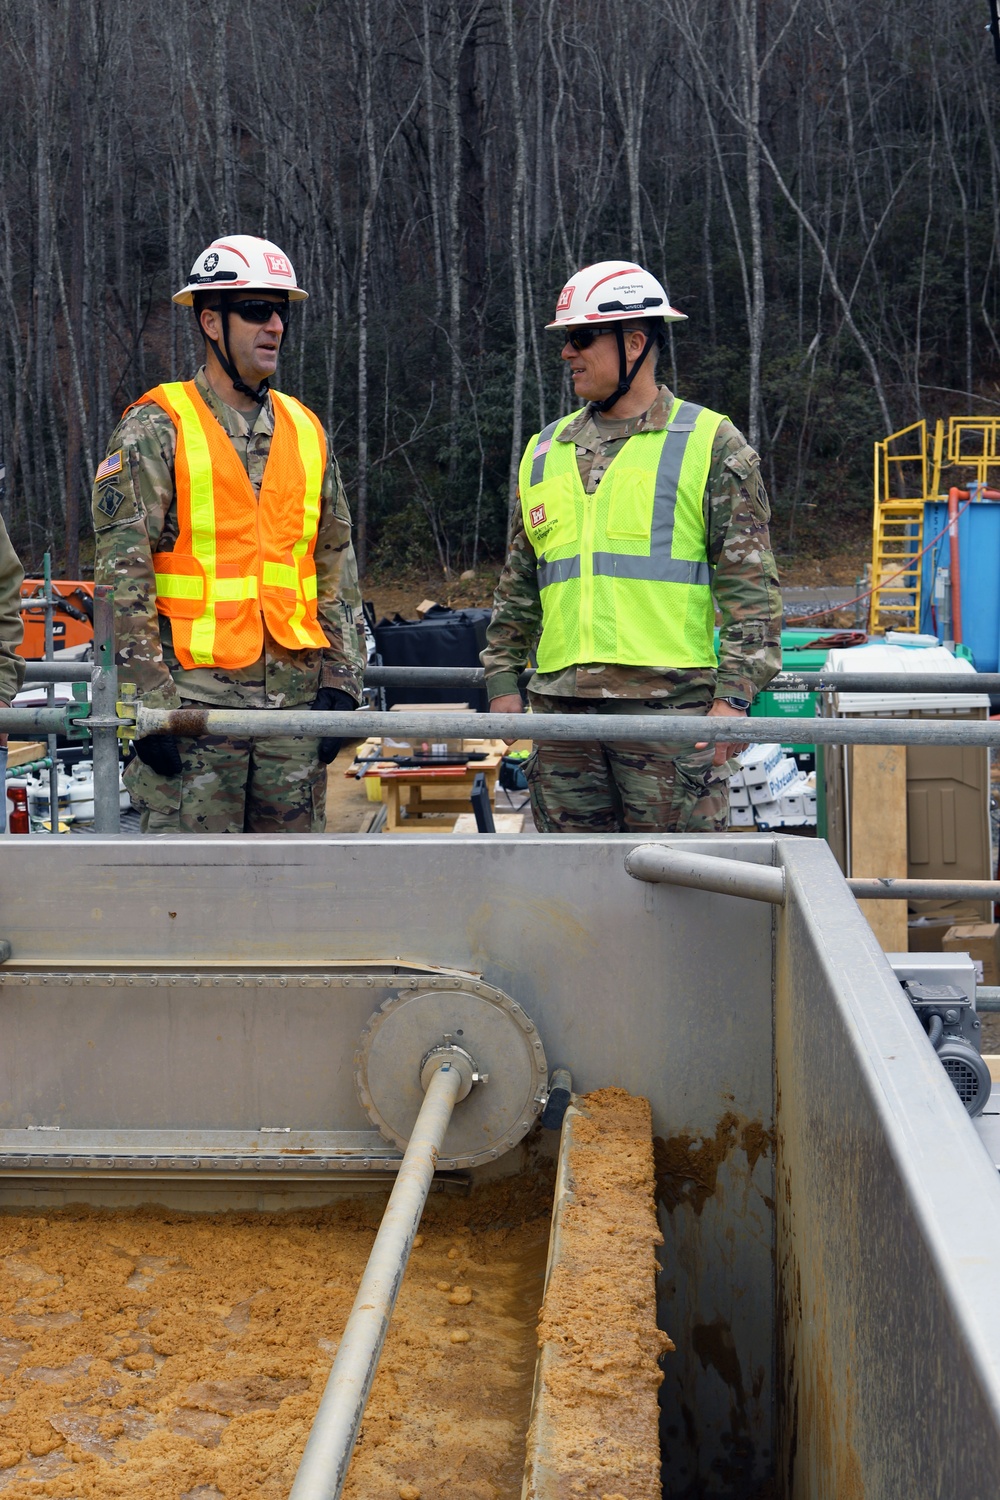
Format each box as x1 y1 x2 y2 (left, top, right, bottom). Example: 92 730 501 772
850 743 908 950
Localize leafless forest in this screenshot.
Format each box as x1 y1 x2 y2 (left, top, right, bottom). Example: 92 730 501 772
1 0 998 577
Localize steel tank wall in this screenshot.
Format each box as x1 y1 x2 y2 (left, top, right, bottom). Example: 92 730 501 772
0 832 777 1497
775 837 1000 1498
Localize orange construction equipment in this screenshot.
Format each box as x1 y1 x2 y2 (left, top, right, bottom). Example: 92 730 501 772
17 580 94 659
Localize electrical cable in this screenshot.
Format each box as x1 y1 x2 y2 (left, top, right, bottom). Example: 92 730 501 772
784 495 975 626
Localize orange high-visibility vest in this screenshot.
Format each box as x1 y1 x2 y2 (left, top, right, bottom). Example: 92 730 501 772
137 380 329 670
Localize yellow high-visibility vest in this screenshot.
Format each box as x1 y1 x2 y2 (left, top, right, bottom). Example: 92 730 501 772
519 397 723 672
136 380 329 670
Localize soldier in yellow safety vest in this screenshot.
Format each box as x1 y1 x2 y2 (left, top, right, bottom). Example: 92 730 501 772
481 260 782 832
92 235 364 833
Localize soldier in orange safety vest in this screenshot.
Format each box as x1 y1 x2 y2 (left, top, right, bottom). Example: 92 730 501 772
92 235 365 833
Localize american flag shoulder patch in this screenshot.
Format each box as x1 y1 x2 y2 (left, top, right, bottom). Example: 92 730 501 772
533 439 551 460
95 450 123 485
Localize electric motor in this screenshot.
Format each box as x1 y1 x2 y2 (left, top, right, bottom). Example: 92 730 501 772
903 980 992 1118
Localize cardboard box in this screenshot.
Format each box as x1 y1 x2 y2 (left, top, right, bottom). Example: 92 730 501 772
382 703 469 759
729 805 755 827
942 923 1000 986
747 758 803 805
907 920 955 954
729 784 751 809
738 743 783 786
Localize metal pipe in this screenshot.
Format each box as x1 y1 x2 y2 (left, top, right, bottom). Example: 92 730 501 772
848 879 1000 900
30 660 1000 694
948 487 965 644
89 586 120 835
9 700 1000 764
364 664 1000 694
289 1060 464 1500
21 662 93 683
364 664 486 687
43 553 60 835
0 708 75 735
976 988 1000 1013
134 705 1000 749
625 844 785 904
777 671 1000 693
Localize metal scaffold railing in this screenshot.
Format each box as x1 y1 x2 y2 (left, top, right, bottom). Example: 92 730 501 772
22 660 1000 694
123 705 1000 750
6 647 1000 839
6 583 121 836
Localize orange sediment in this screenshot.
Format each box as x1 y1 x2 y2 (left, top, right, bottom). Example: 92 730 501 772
0 1176 550 1500
530 1087 674 1500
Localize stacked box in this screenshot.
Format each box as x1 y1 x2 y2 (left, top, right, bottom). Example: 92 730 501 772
746 756 802 806
736 743 783 787
753 794 812 828
728 745 818 831
942 923 1000 985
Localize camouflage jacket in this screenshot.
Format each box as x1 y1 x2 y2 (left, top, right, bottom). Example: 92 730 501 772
0 510 25 706
92 367 364 710
482 385 782 706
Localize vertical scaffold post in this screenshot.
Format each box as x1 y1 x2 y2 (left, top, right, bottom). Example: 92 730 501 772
91 585 120 835
43 552 60 834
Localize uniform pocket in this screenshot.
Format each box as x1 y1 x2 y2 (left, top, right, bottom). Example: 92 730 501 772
669 748 717 832
123 754 183 821
604 466 654 540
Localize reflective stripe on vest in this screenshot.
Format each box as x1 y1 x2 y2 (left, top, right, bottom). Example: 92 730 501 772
263 391 325 649
143 381 328 670
520 398 722 673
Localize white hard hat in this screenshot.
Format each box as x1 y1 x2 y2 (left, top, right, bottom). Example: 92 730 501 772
172 234 308 306
545 260 685 329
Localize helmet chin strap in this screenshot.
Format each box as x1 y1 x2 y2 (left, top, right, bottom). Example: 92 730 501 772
593 325 658 415
207 302 270 405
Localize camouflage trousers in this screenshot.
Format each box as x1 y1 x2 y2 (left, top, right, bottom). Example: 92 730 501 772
525 691 730 834
124 731 326 834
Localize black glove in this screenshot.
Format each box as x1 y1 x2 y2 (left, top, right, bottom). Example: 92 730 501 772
132 734 183 779
312 688 357 765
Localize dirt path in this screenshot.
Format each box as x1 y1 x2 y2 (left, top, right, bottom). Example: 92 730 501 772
362 549 871 632
323 745 374 834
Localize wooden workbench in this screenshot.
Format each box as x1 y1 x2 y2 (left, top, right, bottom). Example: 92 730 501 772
353 740 506 832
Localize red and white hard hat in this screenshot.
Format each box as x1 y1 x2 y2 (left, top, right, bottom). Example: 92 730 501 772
172 235 308 306
545 260 685 329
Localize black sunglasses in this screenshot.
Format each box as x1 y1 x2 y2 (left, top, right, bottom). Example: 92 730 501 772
561 326 614 351
224 298 290 326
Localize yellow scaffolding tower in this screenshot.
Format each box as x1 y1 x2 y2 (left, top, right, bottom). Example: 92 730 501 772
869 420 931 634
869 415 1000 635
947 416 1000 490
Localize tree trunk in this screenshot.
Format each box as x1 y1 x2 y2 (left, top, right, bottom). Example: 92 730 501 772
502 0 528 520
65 0 85 575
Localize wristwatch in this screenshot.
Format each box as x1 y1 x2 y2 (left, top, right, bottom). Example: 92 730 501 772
720 696 750 711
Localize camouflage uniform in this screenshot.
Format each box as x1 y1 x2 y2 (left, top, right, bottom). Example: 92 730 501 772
481 385 782 832
92 367 364 833
0 510 25 708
